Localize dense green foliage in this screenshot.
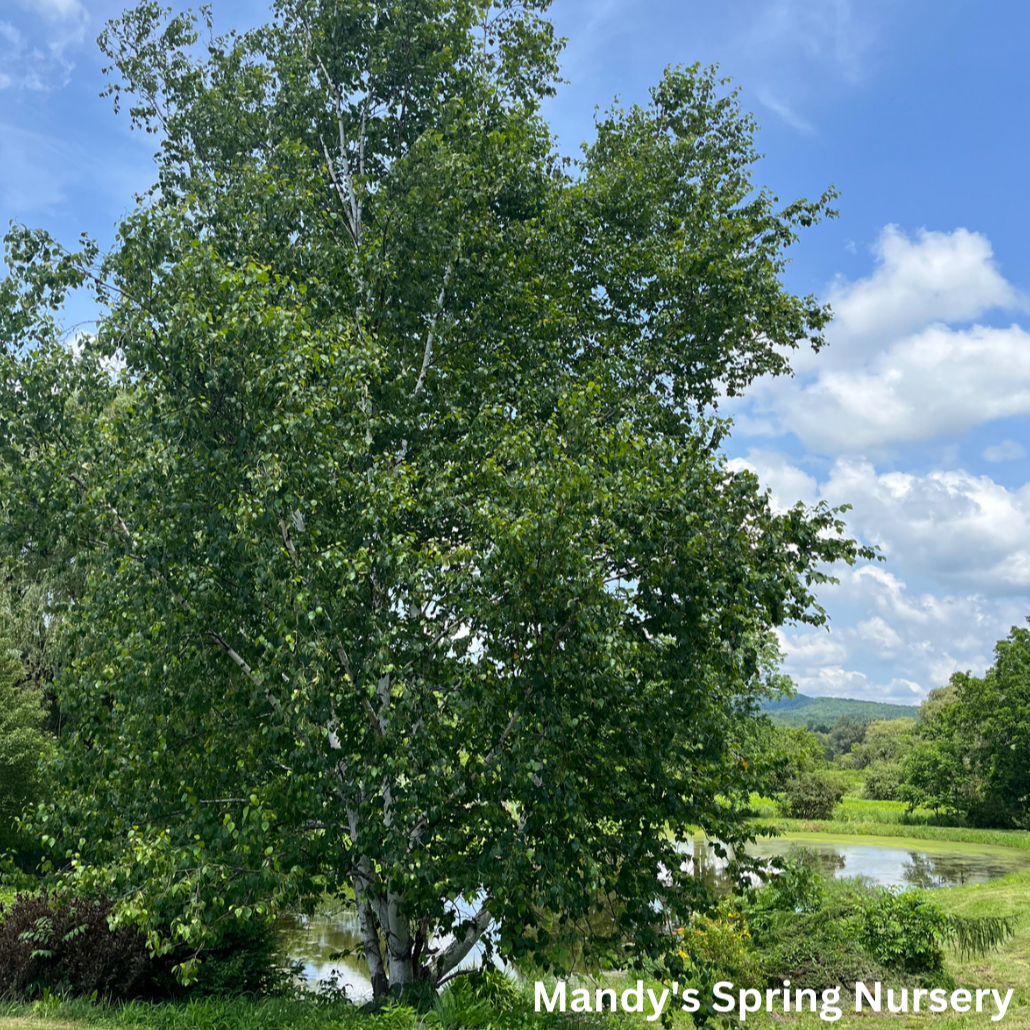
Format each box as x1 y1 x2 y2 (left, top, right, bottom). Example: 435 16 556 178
677 848 1013 994
847 718 918 770
0 641 49 855
779 774 844 820
0 0 874 998
0 891 292 1001
900 623 1030 828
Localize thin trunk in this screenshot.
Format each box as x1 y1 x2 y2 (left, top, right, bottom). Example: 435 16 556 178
354 878 389 998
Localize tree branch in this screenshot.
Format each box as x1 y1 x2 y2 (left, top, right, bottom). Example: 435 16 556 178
413 259 455 400
428 901 494 982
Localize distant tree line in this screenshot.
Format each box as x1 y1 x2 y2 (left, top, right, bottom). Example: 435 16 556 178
760 621 1030 829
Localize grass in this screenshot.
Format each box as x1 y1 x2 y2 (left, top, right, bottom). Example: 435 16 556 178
760 818 1030 851
748 792 951 828
0 997 365 1030
748 793 1030 848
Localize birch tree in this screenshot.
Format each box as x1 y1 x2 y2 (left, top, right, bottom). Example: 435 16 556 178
0 0 873 993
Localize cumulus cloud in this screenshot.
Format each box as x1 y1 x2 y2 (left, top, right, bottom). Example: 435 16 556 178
776 565 1027 703
824 462 1030 594
740 226 1030 453
788 322 1030 451
727 449 818 511
736 450 1030 595
825 226 1018 348
733 449 1030 703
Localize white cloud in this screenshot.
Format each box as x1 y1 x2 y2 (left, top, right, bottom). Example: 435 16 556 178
736 450 1030 594
787 323 1030 451
22 0 87 22
1 0 87 90
739 226 1030 452
733 449 1030 704
756 88 814 133
744 0 874 86
983 439 1026 463
856 615 903 657
776 566 1027 704
822 462 1030 593
727 449 818 511
825 226 1018 349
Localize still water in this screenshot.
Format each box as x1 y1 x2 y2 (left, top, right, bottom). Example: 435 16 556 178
746 836 1030 890
280 836 1030 999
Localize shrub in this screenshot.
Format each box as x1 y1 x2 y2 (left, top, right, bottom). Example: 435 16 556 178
0 892 292 1001
0 891 152 1000
965 796 1020 830
859 889 950 974
752 877 907 991
779 773 844 819
864 761 903 801
165 917 294 998
747 846 825 923
676 909 765 988
454 967 527 1014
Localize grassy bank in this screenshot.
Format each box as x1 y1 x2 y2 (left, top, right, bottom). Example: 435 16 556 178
755 818 1030 851
747 793 1030 850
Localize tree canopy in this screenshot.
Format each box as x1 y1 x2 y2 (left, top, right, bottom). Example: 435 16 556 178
902 623 1030 827
0 0 873 994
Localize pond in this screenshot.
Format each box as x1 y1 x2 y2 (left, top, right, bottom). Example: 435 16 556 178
280 834 1030 999
745 834 1030 890
674 833 1030 892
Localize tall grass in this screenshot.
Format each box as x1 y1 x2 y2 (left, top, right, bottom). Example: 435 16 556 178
747 793 1030 849
834 797 948 826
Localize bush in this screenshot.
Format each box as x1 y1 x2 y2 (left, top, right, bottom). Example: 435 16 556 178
859 889 950 974
0 892 292 1001
674 908 765 989
0 891 152 1000
864 761 903 801
759 911 898 990
965 796 1020 830
453 967 527 1015
168 918 294 998
779 773 844 819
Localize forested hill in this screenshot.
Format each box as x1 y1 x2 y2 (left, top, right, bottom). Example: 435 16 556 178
763 694 920 727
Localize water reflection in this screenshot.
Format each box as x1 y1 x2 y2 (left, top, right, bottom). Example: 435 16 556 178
278 906 494 1002
744 838 1030 891
277 910 369 1000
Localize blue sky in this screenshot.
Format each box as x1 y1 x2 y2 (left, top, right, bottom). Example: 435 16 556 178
3 0 1029 705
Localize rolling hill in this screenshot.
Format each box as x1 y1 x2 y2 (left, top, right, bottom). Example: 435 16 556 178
762 693 920 727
